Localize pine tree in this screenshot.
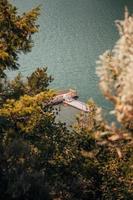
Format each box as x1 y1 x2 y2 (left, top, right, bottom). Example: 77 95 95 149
0 0 40 77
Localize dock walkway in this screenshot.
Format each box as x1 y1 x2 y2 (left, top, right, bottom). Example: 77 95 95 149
50 89 90 112
64 98 90 112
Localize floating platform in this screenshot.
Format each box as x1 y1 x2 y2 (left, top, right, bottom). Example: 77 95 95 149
64 99 90 112
51 89 78 104
50 89 89 112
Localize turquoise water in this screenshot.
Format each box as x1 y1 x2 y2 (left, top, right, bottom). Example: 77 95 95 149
11 0 133 123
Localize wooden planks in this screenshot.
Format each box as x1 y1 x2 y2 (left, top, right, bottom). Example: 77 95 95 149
64 99 90 112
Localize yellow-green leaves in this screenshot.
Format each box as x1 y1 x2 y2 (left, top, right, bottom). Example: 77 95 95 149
0 50 9 60
0 90 54 132
0 1 40 76
15 6 40 34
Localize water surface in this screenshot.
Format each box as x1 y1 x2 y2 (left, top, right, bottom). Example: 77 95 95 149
11 0 133 124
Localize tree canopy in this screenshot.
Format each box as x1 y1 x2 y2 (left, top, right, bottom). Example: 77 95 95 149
0 0 40 77
96 8 133 130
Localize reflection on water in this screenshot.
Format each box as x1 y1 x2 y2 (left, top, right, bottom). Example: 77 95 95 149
54 104 80 126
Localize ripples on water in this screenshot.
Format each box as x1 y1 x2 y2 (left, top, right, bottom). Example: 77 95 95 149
10 0 133 124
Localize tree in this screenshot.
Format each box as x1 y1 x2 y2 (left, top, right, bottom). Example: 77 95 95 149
0 1 97 199
0 1 55 199
74 9 133 199
95 9 133 198
96 8 133 131
0 67 53 104
0 0 40 77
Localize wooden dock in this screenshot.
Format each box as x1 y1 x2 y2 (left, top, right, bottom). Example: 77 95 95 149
51 89 78 104
50 89 89 112
64 99 90 112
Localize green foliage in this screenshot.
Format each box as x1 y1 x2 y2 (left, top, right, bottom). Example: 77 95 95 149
27 68 53 94
74 99 133 200
0 91 100 199
0 91 54 132
0 0 40 77
0 67 53 102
